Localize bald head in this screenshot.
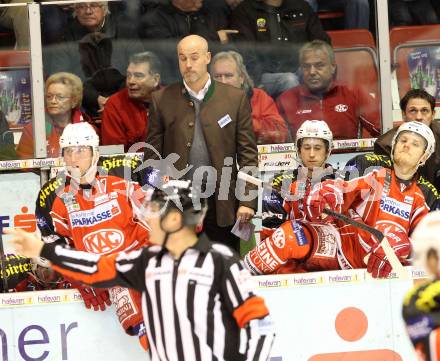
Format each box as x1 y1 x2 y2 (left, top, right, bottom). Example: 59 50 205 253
177 35 211 92
177 35 209 54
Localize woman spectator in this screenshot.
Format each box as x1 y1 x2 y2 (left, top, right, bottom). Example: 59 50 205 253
16 72 91 159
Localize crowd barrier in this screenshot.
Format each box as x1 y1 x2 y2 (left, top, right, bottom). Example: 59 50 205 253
0 268 423 360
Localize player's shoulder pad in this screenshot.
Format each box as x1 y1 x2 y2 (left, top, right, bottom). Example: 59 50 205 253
342 152 392 178
271 170 298 187
98 154 143 179
415 174 440 210
37 175 67 209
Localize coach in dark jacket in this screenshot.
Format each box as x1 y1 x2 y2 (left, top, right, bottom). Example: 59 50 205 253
144 35 258 252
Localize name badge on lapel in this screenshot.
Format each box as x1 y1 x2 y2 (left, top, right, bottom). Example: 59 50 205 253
218 114 233 128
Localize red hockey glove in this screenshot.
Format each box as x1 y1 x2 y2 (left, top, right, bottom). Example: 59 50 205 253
366 225 411 278
305 182 343 222
72 281 111 311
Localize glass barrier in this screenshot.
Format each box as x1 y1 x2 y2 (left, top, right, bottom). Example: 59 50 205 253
4 0 439 161
0 2 30 161
0 0 437 279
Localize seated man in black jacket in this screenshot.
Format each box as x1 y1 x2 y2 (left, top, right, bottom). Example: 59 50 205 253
138 0 230 84
230 0 330 97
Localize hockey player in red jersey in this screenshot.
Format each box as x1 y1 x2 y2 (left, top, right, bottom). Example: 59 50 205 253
261 120 337 239
245 121 439 277
35 122 150 349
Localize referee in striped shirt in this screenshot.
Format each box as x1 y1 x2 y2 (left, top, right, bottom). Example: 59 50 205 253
7 180 275 361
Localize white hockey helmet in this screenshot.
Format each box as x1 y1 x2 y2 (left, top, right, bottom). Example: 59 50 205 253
296 120 333 153
60 122 100 181
59 122 99 153
391 121 435 167
411 211 440 279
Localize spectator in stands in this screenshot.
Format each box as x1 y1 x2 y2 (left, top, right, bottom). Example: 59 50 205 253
0 0 31 49
305 0 370 29
388 0 439 26
144 35 258 252
16 72 91 159
211 50 289 144
43 1 142 117
276 40 381 140
229 0 330 97
138 0 231 84
101 51 161 152
374 89 440 190
138 0 229 41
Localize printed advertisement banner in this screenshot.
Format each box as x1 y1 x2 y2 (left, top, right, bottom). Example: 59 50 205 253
0 269 420 361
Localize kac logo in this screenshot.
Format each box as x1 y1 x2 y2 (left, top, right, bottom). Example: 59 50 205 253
83 229 124 254
334 104 348 112
272 227 286 248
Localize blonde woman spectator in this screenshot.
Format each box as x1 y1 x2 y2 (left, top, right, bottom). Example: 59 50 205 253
211 50 288 144
16 72 92 159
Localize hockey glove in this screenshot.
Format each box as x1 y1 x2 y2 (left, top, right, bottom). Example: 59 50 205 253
132 321 149 351
305 182 343 222
366 225 411 278
72 281 111 311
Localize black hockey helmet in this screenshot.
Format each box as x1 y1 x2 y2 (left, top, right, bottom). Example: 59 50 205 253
148 179 207 226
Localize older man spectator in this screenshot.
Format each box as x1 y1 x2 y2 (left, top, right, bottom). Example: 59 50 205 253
43 1 142 116
276 40 381 140
144 35 258 252
211 50 288 144
101 52 161 152
375 89 440 190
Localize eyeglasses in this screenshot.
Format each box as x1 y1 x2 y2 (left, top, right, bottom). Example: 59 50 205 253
75 2 104 11
45 94 70 102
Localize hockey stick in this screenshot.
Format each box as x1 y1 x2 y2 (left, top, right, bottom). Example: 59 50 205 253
238 171 408 279
322 209 407 279
0 231 8 292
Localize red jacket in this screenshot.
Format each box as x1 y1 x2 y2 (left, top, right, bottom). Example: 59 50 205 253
16 109 88 159
101 88 149 152
276 83 380 139
250 88 288 144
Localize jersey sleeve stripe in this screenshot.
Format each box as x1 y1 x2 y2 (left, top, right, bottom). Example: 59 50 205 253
42 244 118 285
232 296 270 329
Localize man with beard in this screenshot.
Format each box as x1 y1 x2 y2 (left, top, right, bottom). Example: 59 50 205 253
144 34 258 253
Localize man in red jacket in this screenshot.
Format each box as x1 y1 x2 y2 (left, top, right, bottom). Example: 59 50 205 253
101 51 161 152
276 40 381 140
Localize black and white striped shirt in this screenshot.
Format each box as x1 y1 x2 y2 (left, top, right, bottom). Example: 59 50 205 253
41 234 275 361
